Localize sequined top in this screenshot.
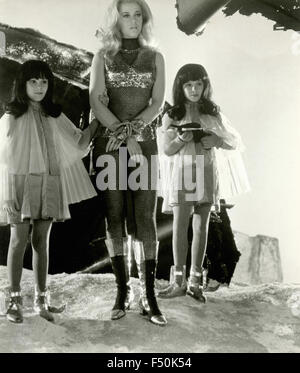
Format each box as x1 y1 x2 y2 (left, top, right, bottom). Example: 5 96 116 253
97 47 157 142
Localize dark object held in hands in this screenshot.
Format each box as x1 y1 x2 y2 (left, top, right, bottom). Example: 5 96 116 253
170 122 211 143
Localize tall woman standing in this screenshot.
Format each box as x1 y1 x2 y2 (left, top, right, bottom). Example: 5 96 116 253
89 0 167 326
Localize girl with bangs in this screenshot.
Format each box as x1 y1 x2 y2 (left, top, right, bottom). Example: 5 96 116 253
158 64 249 302
0 59 98 323
89 0 167 325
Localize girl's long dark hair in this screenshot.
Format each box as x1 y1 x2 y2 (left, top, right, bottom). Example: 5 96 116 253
6 59 62 118
168 63 220 121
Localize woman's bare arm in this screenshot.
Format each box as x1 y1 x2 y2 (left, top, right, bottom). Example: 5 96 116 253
134 51 166 124
89 51 121 131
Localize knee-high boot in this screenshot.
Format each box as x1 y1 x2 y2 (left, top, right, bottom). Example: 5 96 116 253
125 239 135 309
133 240 167 326
106 238 128 320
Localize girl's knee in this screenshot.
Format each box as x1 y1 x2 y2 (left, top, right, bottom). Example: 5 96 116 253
31 233 48 253
9 237 27 253
9 230 29 252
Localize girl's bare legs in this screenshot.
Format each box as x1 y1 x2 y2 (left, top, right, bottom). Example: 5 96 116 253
172 204 193 269
6 222 30 323
31 219 54 321
187 203 212 302
191 204 212 273
7 222 31 292
31 219 53 292
158 204 192 298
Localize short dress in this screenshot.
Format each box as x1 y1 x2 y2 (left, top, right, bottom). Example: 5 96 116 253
158 104 250 214
0 106 97 224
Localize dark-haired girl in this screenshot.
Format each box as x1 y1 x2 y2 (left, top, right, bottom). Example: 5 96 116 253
0 60 98 323
158 64 249 301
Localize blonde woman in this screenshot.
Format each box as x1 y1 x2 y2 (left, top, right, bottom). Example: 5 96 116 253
89 0 167 326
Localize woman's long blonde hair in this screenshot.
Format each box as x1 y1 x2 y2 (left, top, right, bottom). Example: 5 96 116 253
97 0 155 57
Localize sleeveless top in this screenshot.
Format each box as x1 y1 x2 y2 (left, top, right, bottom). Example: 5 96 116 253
96 47 157 142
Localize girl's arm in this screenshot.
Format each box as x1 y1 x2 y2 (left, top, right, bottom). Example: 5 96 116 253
89 51 121 132
201 132 227 150
215 113 241 150
59 113 98 151
162 116 193 156
0 114 18 213
201 113 240 150
77 120 99 149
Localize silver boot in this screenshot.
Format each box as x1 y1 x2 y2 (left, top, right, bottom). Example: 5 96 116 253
133 240 167 326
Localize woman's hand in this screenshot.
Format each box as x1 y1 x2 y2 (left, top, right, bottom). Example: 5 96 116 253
108 122 123 133
201 133 223 149
126 136 144 164
105 122 127 152
2 200 18 215
106 136 123 152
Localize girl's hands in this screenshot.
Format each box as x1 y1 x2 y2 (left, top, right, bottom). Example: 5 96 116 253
178 131 193 143
2 200 18 215
201 133 223 149
126 137 144 164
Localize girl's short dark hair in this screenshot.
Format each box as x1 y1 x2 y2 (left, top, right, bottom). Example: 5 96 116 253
168 63 219 121
6 59 62 118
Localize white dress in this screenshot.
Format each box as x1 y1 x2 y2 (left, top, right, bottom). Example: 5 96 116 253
157 105 250 214
0 106 97 224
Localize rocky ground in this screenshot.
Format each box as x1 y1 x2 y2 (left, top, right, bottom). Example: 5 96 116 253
0 266 300 353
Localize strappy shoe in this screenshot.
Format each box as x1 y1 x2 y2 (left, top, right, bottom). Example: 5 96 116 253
158 266 187 298
34 290 55 322
6 292 23 324
186 271 207 303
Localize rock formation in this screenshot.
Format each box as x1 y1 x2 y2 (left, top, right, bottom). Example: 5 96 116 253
233 232 283 284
